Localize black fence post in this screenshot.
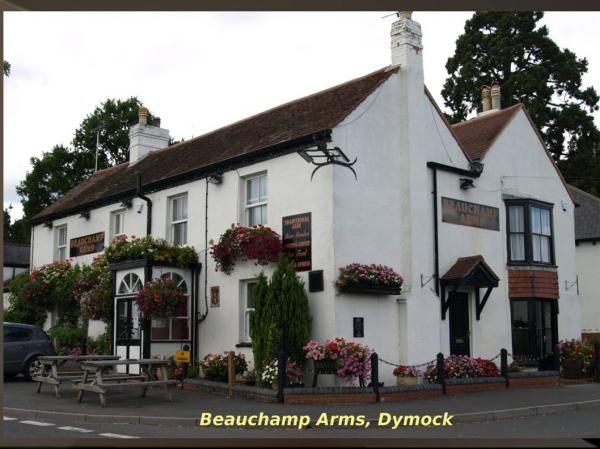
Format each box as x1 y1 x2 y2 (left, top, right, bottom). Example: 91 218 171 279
500 348 509 388
277 350 287 404
595 343 600 383
370 352 380 402
437 353 446 395
553 343 561 373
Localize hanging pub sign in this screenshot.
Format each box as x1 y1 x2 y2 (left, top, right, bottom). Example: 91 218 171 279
282 212 312 271
441 197 500 231
70 231 105 257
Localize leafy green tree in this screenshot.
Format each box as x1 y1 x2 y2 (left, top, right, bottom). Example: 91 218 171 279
4 272 48 327
3 205 31 244
442 12 600 194
259 258 312 372
16 97 156 222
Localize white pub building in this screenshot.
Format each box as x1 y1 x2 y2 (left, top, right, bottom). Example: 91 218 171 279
29 13 581 384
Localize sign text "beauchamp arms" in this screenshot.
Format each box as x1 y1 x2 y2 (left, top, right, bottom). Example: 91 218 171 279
441 197 499 231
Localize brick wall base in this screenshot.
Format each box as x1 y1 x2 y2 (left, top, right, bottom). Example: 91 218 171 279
284 394 376 405
380 390 442 402
509 376 559 389
446 382 506 395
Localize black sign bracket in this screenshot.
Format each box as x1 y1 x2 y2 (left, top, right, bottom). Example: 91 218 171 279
298 142 357 181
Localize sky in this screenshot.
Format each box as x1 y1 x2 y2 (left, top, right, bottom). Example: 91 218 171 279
4 11 600 221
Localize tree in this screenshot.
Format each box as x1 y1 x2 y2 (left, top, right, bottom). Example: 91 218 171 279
4 205 30 244
16 97 156 222
442 12 600 195
251 258 312 376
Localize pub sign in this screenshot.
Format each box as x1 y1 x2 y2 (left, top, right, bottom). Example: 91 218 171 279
441 197 499 231
69 232 105 257
282 212 312 271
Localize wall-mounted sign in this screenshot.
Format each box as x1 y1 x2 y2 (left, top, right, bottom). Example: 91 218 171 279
70 232 105 257
282 212 312 271
210 286 220 308
441 197 499 231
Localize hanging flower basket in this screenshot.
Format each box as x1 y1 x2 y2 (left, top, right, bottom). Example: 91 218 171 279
134 278 186 319
210 224 283 274
335 263 403 295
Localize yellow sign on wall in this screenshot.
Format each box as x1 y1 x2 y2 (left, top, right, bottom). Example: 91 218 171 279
175 351 190 363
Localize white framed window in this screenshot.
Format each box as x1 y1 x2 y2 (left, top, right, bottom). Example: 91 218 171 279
240 280 257 343
169 193 188 245
110 209 126 240
151 272 190 341
55 225 68 262
244 173 267 226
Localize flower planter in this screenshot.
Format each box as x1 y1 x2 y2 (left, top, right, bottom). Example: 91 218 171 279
314 359 338 374
396 375 419 386
339 284 401 295
562 359 586 379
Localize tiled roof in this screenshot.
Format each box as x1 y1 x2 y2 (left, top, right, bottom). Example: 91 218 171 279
567 184 600 241
451 104 522 160
32 65 399 224
441 255 499 282
3 242 30 267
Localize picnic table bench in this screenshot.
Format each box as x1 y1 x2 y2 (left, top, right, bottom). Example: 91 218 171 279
73 359 178 407
33 355 121 398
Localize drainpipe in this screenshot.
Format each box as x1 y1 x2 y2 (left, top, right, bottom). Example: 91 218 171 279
136 174 152 236
432 166 440 296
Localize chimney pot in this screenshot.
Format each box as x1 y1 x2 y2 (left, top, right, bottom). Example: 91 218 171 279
491 82 501 110
481 85 492 112
398 11 412 19
138 106 149 125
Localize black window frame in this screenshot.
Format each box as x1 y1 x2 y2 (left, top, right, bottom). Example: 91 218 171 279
505 199 556 266
510 299 558 365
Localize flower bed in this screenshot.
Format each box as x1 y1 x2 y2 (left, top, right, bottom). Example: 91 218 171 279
424 355 499 383
260 359 304 387
135 278 187 319
199 352 248 382
210 225 283 274
335 263 403 294
105 235 199 268
559 339 595 378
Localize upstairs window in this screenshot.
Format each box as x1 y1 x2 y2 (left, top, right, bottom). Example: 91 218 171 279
110 209 126 240
55 225 68 262
245 173 267 226
169 194 188 245
506 200 554 265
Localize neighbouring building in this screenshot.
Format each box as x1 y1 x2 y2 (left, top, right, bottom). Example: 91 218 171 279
27 13 581 384
567 184 600 342
3 242 30 310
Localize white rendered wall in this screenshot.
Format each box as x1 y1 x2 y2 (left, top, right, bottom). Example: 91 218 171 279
577 242 600 335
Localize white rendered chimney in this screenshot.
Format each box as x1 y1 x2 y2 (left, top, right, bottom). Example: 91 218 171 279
390 11 423 75
129 106 170 164
491 82 501 110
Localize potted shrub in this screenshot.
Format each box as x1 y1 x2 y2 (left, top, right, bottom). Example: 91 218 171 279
134 278 186 319
210 224 283 274
393 365 420 386
304 338 371 387
335 263 403 295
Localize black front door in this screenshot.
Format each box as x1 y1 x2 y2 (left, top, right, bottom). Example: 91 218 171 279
115 297 141 373
449 292 470 356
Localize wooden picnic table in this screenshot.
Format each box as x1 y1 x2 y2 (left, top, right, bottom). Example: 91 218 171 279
73 359 178 407
33 355 121 398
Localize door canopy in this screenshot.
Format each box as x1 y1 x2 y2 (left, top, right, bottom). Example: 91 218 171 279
440 255 499 320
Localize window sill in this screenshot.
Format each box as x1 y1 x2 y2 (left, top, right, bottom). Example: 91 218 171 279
235 342 252 348
507 263 557 270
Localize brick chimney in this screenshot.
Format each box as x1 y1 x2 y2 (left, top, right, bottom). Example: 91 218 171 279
129 106 171 164
481 85 492 112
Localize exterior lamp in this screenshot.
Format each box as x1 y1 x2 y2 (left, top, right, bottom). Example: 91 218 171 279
459 178 475 189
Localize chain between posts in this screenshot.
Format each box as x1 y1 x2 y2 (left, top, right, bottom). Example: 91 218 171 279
378 351 508 371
